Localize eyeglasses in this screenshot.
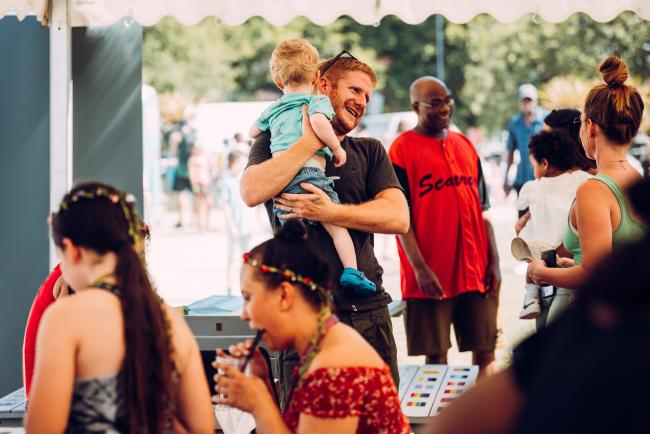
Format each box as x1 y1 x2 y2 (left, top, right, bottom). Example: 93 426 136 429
573 116 582 125
321 49 357 77
417 96 454 109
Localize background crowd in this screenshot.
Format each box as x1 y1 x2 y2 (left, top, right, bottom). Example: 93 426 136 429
17 26 649 434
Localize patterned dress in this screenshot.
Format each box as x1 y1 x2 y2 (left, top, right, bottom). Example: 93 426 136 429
283 366 410 433
66 373 127 434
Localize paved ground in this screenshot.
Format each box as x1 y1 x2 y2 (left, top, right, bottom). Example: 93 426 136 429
148 195 535 368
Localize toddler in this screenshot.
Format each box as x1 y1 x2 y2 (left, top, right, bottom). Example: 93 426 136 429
249 38 376 295
514 130 591 318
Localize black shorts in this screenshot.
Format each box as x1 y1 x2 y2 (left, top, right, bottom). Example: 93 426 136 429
173 175 192 192
338 305 399 386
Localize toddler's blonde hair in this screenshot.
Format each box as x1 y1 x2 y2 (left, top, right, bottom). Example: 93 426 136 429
270 38 320 87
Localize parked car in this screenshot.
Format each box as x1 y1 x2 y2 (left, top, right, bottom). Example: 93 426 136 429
353 111 417 149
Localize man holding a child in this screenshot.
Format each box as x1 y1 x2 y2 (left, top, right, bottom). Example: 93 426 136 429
240 49 409 394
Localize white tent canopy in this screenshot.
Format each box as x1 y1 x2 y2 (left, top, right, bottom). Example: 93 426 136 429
2 0 649 26
0 0 47 23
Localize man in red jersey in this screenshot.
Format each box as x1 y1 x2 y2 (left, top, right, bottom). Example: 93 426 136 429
389 76 501 377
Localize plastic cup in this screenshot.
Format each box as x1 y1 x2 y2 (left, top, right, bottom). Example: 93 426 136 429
215 355 243 402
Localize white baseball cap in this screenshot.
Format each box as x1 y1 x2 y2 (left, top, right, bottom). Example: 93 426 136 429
517 84 538 102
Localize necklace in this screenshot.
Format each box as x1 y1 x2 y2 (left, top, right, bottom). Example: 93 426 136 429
292 309 339 391
91 272 115 286
90 272 120 295
600 159 628 170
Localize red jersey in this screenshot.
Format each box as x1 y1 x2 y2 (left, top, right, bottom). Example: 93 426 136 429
23 265 60 397
389 130 489 299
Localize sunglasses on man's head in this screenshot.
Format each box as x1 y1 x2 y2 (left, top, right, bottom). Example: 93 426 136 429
321 49 357 77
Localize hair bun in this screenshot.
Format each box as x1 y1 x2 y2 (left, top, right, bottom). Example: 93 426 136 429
277 220 309 242
599 55 628 86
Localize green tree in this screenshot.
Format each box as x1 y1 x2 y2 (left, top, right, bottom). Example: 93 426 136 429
143 12 650 133
143 17 382 104
461 12 650 134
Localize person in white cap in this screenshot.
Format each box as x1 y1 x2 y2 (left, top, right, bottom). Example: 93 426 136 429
503 84 547 201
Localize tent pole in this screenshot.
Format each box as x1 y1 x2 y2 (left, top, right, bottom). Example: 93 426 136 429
49 0 72 268
435 14 445 83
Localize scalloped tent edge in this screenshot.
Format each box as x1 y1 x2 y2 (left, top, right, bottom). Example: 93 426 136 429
1 0 650 26
71 9 650 28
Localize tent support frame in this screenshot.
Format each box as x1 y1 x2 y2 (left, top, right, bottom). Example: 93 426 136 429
49 0 72 268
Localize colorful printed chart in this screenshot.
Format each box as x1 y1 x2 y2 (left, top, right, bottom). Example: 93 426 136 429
397 365 419 400
399 365 478 424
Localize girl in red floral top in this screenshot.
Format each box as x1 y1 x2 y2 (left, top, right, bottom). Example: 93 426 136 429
214 221 410 434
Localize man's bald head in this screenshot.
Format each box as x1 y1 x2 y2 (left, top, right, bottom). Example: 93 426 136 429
409 76 454 137
410 76 449 103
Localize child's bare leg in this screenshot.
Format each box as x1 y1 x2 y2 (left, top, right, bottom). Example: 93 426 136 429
322 222 357 269
322 222 376 294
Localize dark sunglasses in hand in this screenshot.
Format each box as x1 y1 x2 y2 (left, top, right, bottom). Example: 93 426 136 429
321 49 357 76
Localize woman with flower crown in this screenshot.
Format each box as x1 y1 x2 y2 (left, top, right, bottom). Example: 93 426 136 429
213 220 410 434
24 181 214 434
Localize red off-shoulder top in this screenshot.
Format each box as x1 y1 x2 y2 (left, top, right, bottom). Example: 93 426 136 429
283 365 410 434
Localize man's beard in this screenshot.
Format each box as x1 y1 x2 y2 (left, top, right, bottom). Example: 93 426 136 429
331 113 353 136
329 86 357 136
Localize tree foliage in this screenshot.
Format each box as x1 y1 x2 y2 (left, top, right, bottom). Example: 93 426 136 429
143 12 650 133
460 12 650 133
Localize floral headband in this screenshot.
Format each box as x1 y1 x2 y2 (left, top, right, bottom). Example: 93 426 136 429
51 186 149 246
242 252 328 295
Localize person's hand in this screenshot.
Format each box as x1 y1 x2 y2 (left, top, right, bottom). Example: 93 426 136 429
274 183 337 222
52 275 70 299
484 260 502 298
527 259 547 285
213 341 270 382
514 211 531 235
413 264 444 299
332 147 347 167
213 362 271 414
557 257 576 268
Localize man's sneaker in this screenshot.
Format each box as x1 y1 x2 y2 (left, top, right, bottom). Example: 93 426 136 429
340 268 377 296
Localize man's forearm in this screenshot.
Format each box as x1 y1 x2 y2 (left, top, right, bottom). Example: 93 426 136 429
484 215 500 265
324 188 409 234
504 150 514 184
397 225 427 269
240 136 322 206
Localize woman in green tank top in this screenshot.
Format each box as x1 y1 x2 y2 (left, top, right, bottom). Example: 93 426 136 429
528 55 646 292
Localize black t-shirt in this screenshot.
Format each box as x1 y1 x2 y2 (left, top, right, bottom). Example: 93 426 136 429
247 132 404 312
510 302 650 434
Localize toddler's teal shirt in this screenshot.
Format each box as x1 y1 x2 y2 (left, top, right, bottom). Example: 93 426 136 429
255 93 335 160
